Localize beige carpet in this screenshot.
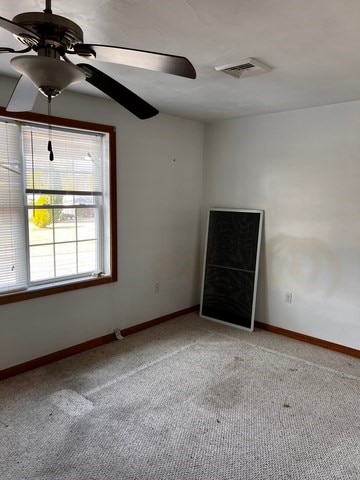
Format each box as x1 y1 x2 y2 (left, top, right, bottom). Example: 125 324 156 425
0 313 359 479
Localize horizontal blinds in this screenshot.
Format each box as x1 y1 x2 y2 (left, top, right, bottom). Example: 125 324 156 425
23 125 103 195
0 121 27 293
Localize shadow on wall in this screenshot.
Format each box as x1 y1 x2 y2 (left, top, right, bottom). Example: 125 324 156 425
267 234 341 296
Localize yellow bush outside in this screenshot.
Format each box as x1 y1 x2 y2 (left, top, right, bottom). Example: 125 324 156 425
32 195 52 228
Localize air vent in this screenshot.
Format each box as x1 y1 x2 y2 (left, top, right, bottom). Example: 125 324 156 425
215 58 272 79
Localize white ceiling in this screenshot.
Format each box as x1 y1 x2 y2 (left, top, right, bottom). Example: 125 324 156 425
1 0 360 122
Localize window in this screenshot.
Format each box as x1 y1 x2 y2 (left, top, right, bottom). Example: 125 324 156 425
0 108 117 304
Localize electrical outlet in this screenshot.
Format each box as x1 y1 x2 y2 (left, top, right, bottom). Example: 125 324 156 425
285 292 293 304
154 283 160 294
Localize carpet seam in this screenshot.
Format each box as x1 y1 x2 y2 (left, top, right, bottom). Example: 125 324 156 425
84 332 215 397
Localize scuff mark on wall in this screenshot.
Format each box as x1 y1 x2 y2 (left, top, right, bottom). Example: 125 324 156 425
267 234 340 296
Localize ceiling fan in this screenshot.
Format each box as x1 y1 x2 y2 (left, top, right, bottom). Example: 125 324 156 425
0 0 196 119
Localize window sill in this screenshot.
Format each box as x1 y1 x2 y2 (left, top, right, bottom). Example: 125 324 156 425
0 275 116 306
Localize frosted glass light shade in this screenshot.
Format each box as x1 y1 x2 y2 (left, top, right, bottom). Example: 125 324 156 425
11 55 86 97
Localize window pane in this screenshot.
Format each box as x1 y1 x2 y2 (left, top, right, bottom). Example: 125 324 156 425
74 195 96 205
30 245 54 281
77 214 96 241
78 241 97 273
54 217 77 243
55 243 77 277
28 209 54 245
24 124 104 284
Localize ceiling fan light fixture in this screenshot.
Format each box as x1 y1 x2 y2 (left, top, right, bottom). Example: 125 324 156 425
10 55 86 97
1 0 195 117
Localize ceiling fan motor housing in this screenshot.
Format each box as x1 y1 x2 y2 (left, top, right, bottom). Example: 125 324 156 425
9 11 86 98
12 12 84 50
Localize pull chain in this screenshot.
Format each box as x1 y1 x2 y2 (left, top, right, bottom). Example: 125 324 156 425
47 96 54 161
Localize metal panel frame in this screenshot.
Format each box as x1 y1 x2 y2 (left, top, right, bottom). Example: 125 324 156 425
200 208 264 332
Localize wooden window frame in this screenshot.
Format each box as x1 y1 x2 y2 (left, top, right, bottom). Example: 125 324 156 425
0 106 117 305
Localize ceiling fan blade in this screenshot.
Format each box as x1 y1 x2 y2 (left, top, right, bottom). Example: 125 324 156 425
6 75 39 112
75 44 196 79
78 64 158 119
0 15 40 41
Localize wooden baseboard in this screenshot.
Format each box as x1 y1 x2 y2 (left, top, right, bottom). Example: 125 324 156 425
2 310 356 380
0 333 116 381
0 305 199 381
255 321 360 358
120 305 199 336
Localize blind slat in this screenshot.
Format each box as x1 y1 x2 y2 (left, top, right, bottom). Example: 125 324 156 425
23 126 103 194
0 122 27 293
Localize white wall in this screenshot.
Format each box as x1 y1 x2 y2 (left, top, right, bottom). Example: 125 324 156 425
2 72 359 369
203 102 360 350
0 75 204 369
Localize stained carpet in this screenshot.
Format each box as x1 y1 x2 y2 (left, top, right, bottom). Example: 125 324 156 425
0 314 359 479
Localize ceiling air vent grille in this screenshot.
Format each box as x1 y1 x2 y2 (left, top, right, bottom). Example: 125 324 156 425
215 58 272 79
